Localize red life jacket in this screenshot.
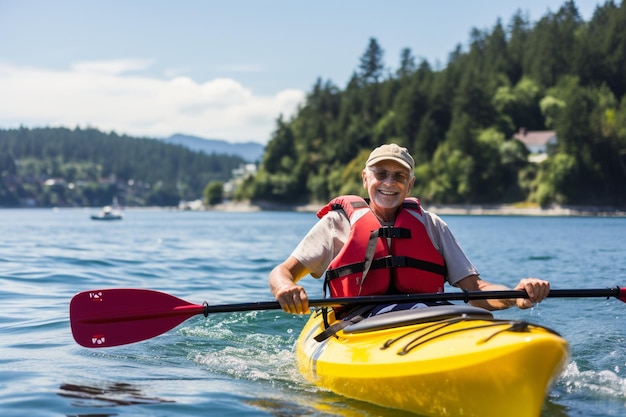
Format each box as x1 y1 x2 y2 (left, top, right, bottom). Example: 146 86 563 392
317 195 446 297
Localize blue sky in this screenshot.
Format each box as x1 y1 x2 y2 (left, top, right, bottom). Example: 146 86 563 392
0 0 604 144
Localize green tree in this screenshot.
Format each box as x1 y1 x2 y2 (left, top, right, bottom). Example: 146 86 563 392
524 1 583 87
0 127 244 207
397 47 416 78
204 181 224 205
242 1 626 207
533 153 579 206
358 37 385 83
506 10 531 84
426 143 474 204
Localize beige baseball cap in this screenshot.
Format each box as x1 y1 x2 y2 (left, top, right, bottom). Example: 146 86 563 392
365 144 414 171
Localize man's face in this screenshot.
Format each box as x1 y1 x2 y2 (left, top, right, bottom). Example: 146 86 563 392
362 160 414 215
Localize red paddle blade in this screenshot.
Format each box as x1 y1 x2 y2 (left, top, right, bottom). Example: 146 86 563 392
70 289 205 348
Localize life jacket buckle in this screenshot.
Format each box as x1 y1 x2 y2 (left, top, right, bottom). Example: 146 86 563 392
378 255 408 268
381 255 396 268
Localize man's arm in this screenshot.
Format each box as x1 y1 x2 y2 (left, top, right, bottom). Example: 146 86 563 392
269 256 311 314
455 274 550 310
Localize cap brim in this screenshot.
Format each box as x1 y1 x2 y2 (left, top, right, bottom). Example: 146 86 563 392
366 156 412 171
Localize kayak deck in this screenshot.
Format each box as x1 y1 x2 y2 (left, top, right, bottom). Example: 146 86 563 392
296 305 569 417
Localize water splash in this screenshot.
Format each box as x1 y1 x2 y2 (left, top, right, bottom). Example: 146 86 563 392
560 361 626 400
180 312 308 389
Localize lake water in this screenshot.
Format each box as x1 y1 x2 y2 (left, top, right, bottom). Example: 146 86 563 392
1 208 625 417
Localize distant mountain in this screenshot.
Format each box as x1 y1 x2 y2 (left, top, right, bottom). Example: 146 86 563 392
161 134 265 163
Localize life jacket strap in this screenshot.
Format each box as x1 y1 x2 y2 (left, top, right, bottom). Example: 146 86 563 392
381 256 448 276
325 255 448 280
377 227 411 238
360 226 410 294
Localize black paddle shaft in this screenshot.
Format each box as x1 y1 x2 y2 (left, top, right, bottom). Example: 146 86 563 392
203 287 625 314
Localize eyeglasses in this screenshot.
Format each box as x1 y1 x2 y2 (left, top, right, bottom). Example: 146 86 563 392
367 168 411 184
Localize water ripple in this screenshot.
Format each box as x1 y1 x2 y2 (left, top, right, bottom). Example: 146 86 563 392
1 209 625 417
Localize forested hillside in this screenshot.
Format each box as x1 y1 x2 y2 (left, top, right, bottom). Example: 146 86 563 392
0 127 244 207
238 0 626 207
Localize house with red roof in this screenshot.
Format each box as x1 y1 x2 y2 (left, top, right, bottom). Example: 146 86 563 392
513 128 557 162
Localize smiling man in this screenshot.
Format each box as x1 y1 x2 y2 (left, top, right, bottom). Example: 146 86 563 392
269 143 550 316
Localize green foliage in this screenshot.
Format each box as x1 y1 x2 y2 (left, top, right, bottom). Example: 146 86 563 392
336 149 371 198
358 38 385 83
418 142 474 204
245 0 626 207
0 127 244 207
145 183 180 207
6 2 626 208
532 153 579 206
494 77 544 134
204 181 224 205
397 48 416 78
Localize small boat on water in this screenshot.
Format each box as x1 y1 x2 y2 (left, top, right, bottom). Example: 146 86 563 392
296 304 569 417
90 205 123 221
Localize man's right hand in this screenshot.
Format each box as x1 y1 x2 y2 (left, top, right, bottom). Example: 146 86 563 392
274 283 310 314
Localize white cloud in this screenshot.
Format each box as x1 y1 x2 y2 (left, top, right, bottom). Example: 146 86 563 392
0 61 305 143
71 59 154 75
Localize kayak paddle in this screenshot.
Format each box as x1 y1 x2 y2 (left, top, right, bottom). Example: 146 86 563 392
70 287 626 348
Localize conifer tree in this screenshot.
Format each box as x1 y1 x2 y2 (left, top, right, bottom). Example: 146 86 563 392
358 37 385 83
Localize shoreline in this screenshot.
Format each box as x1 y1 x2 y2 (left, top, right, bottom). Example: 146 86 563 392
207 201 626 217
5 202 626 217
425 204 626 217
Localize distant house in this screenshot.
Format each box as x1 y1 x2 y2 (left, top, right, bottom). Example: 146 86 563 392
513 128 557 163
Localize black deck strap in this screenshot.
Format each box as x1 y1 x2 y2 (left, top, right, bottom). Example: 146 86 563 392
313 316 360 342
314 304 374 342
480 321 531 343
344 305 493 334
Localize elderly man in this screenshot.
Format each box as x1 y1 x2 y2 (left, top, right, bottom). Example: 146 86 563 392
270 143 549 315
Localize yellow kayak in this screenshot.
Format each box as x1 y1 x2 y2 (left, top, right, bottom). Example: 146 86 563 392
296 305 569 417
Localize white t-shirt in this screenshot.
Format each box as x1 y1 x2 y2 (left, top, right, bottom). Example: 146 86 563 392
290 208 479 287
